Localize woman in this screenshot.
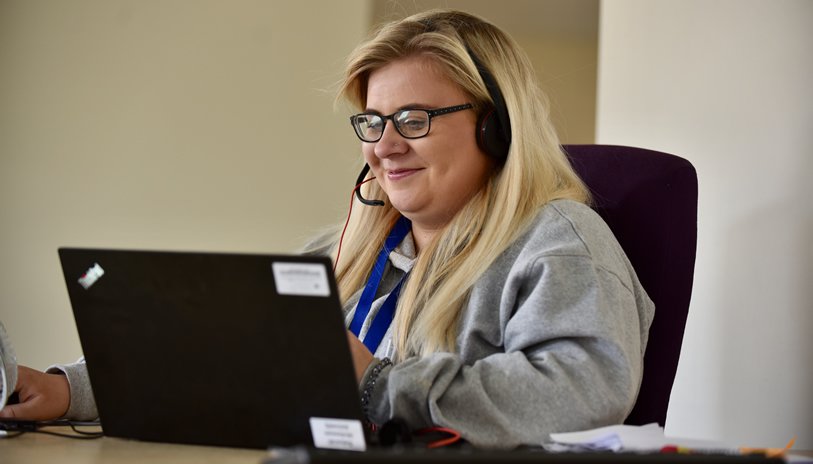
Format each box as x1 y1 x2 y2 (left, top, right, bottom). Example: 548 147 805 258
329 9 653 447
1 10 653 448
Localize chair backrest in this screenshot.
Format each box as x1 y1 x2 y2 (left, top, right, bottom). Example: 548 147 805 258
562 144 698 426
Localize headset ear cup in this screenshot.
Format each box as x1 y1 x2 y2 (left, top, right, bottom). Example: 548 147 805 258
477 109 509 161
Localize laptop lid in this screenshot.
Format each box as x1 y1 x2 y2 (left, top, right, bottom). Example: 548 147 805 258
58 248 364 449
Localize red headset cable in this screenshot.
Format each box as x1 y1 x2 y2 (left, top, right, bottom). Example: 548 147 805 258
334 176 378 274
416 426 463 448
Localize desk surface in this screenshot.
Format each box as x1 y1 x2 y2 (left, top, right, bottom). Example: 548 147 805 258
0 427 267 464
3 427 812 464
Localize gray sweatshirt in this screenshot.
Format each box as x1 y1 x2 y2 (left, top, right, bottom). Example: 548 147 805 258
54 199 654 448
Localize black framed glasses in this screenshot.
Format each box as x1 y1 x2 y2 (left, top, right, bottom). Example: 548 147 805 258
349 103 473 142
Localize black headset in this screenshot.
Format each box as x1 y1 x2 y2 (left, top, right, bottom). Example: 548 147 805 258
467 46 512 162
354 26 512 206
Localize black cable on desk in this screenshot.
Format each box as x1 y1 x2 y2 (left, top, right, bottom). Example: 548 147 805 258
0 419 103 439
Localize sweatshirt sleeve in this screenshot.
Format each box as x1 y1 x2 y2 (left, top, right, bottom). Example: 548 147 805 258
363 252 652 448
46 359 98 421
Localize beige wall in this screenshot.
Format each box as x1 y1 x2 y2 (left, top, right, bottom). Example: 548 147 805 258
0 0 371 369
597 0 813 448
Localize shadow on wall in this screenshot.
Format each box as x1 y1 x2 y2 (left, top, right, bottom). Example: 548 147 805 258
368 0 599 144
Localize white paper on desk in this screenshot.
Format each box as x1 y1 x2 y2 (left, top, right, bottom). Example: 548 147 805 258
546 423 736 453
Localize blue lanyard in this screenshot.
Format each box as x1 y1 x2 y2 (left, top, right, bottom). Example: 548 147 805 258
349 215 412 353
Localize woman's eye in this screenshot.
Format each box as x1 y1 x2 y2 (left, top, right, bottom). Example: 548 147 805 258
367 118 383 130
402 119 425 129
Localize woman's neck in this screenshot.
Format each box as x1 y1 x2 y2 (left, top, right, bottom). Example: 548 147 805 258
410 223 441 253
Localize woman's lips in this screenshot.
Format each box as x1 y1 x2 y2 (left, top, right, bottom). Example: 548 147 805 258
386 168 422 180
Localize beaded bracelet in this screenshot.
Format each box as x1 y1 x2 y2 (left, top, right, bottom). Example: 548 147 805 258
360 357 392 422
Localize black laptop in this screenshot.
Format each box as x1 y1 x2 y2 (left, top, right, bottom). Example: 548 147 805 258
58 248 365 449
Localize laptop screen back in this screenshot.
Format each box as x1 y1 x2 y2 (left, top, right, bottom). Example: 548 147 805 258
58 248 364 449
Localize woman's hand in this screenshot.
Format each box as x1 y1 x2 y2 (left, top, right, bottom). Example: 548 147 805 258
0 365 70 421
346 331 374 383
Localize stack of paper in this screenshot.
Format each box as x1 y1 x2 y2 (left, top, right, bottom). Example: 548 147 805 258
544 423 737 453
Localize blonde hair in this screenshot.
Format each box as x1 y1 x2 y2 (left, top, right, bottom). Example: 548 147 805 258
332 10 588 361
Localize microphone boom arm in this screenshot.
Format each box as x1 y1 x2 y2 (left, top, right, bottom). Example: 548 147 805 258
354 164 385 207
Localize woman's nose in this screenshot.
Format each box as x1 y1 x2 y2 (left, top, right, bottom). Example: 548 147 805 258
373 122 408 159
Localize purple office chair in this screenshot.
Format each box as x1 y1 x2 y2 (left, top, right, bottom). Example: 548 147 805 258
562 144 698 427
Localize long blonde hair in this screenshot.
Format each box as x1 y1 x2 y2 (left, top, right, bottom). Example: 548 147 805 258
332 10 588 361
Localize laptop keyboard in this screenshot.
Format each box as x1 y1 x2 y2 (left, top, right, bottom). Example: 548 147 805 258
264 446 784 463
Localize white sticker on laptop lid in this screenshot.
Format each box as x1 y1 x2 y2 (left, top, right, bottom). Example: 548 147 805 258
78 263 105 289
271 262 330 297
309 417 366 451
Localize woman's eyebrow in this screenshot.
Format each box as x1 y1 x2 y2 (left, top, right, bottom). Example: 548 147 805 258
363 103 433 114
